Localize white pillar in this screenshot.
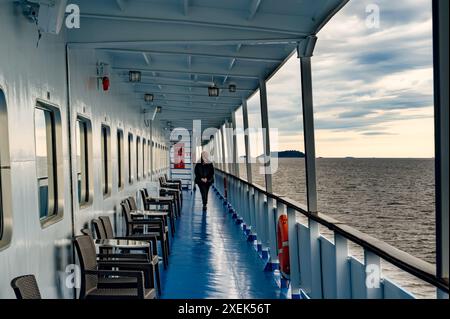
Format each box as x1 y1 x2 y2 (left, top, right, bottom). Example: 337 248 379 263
259 79 273 193
232 111 239 177
433 0 449 297
242 98 253 183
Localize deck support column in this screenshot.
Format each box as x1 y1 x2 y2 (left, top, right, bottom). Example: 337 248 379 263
242 98 253 184
232 111 239 178
220 123 226 173
297 37 322 297
259 78 278 268
433 0 449 298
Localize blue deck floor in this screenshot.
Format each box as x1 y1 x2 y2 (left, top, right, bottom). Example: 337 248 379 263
160 188 285 299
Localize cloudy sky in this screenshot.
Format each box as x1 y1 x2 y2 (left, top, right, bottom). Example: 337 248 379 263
239 0 434 158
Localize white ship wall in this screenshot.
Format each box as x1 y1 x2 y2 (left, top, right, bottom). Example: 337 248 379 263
0 1 167 298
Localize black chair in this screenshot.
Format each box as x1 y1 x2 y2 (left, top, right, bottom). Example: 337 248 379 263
121 202 169 269
11 275 41 299
98 216 161 295
129 195 174 237
74 235 156 299
141 188 179 219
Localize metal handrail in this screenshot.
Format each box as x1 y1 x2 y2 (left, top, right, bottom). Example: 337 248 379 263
215 168 449 293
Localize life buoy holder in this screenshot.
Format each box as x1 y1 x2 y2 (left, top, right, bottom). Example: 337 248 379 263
277 214 290 279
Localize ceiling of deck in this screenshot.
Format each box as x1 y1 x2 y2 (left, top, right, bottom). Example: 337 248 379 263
68 0 347 130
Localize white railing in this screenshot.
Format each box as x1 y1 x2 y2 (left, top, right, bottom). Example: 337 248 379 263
214 169 449 299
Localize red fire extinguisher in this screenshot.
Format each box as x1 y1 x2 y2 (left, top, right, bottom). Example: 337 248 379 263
102 76 110 91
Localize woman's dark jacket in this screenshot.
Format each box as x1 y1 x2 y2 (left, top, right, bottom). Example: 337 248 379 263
194 161 215 185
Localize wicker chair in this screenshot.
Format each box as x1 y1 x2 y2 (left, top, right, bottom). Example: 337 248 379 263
128 195 173 237
11 275 41 299
98 216 161 295
74 235 156 299
121 201 169 269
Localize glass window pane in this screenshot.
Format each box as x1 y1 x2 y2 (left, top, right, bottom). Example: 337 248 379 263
35 108 55 219
234 107 247 180
266 55 306 205
117 130 124 189
101 125 110 196
136 137 140 180
128 133 133 184
311 0 435 297
247 91 265 188
76 119 90 205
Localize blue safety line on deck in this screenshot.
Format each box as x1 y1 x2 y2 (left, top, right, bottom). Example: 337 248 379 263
160 189 285 299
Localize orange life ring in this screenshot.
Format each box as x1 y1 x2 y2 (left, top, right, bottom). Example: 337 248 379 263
277 214 290 278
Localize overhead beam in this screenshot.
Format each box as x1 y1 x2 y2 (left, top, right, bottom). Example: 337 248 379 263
131 81 255 92
134 90 244 100
98 48 284 63
152 97 237 106
248 0 262 20
113 67 260 79
79 13 308 37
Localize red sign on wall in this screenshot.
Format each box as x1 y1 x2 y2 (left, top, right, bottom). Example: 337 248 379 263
174 143 185 169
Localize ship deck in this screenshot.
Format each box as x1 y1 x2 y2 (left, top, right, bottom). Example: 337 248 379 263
160 188 286 299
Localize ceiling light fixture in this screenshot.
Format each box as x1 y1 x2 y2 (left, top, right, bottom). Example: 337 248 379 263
129 70 141 82
228 84 236 93
144 93 154 102
208 85 219 97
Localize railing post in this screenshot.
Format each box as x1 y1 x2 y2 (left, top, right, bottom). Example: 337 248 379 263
248 187 257 241
287 207 301 298
433 0 449 299
308 219 322 298
334 234 351 299
364 250 383 299
255 190 263 252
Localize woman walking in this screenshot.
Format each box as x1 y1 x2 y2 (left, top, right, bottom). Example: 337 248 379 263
195 151 215 211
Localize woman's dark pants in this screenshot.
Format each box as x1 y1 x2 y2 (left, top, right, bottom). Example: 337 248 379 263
197 183 211 206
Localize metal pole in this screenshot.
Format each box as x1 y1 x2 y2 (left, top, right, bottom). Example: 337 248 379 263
259 79 273 193
232 111 239 177
297 37 322 297
433 0 449 297
242 98 253 183
220 124 226 173
298 41 318 213
259 78 278 266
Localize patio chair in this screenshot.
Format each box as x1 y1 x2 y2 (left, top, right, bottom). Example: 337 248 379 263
74 235 156 299
11 275 41 299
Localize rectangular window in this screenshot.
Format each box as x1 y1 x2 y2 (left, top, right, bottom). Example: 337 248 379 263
142 139 147 178
128 133 134 184
117 129 124 189
34 102 63 225
136 136 141 181
101 125 111 197
76 117 92 207
1 88 12 248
